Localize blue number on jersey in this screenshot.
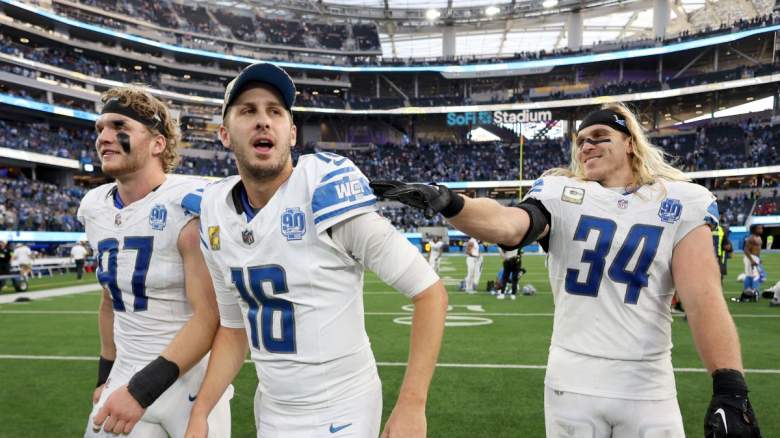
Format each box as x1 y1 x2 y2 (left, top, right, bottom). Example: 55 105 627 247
565 216 663 304
230 265 296 353
565 216 616 296
607 224 663 304
96 236 153 311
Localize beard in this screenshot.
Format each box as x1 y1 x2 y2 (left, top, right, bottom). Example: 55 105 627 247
100 151 144 178
234 146 290 182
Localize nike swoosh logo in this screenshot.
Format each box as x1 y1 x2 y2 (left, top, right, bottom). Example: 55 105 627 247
715 408 728 434
188 394 197 402
329 423 352 433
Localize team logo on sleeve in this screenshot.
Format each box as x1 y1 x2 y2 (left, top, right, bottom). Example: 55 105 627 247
561 186 585 204
528 179 544 194
208 226 221 250
281 207 306 241
658 198 683 223
149 204 168 231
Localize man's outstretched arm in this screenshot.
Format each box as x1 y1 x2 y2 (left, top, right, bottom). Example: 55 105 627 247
370 180 546 247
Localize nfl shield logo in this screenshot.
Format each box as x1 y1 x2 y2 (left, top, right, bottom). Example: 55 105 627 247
242 229 255 245
114 213 122 226
149 204 167 231
617 199 628 209
658 198 683 223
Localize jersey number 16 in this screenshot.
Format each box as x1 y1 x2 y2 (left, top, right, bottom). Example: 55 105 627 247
231 265 297 354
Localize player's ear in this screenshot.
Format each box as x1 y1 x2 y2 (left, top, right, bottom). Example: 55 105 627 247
218 124 232 150
289 122 297 149
150 133 166 156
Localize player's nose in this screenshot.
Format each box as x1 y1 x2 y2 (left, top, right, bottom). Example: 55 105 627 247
252 113 272 130
95 130 115 148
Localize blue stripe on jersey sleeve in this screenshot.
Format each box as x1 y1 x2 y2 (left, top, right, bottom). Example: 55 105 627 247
198 220 209 250
181 193 202 216
527 178 544 194
312 175 372 214
313 199 376 225
706 200 720 221
320 166 355 183
315 152 348 166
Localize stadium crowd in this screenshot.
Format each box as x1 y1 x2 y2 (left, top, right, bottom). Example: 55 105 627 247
3 117 778 231
55 0 380 52
3 29 778 112
2 118 777 180
0 176 84 232
12 1 777 69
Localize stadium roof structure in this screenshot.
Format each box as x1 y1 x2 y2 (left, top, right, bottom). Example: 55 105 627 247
213 0 772 59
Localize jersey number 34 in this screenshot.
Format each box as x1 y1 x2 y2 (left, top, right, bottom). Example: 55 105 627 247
565 215 663 304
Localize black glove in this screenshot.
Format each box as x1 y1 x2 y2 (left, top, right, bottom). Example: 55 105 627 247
705 369 761 438
369 180 464 219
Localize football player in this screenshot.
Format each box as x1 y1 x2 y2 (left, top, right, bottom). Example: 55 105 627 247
372 103 761 438
464 237 481 293
428 235 445 273
79 86 231 437
185 63 448 438
741 224 764 301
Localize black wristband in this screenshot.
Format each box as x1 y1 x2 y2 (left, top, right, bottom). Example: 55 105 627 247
440 189 465 218
127 356 180 408
96 356 114 388
712 368 748 396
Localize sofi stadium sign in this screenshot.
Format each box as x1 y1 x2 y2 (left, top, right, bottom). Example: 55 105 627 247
446 110 553 126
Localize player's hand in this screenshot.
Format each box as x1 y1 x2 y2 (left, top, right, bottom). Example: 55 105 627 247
380 399 426 438
92 384 105 405
184 414 209 438
370 180 455 219
92 384 145 435
704 369 761 437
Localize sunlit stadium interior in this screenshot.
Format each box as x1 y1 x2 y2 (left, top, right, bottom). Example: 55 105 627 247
1 0 779 435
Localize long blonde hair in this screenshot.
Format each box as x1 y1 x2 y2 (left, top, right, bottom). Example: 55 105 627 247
544 102 688 188
101 87 180 173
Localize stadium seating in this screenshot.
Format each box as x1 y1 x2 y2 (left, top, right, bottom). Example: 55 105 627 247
30 1 777 66
54 0 378 53
0 177 84 232
755 195 780 215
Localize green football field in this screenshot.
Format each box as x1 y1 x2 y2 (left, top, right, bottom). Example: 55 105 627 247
0 253 778 437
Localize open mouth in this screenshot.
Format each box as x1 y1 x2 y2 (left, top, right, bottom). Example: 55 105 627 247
252 138 274 152
584 156 601 165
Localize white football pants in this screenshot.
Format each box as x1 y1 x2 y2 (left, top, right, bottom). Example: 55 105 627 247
85 357 232 438
544 386 684 438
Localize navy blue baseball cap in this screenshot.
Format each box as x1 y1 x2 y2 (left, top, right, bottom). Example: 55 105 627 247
222 62 296 118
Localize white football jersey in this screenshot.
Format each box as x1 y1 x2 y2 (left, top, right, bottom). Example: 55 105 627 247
466 237 480 257
77 175 207 366
199 153 382 407
14 245 32 264
527 176 718 400
430 241 445 255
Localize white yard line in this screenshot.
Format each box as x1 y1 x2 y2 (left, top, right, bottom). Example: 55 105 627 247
0 284 102 304
0 354 777 374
